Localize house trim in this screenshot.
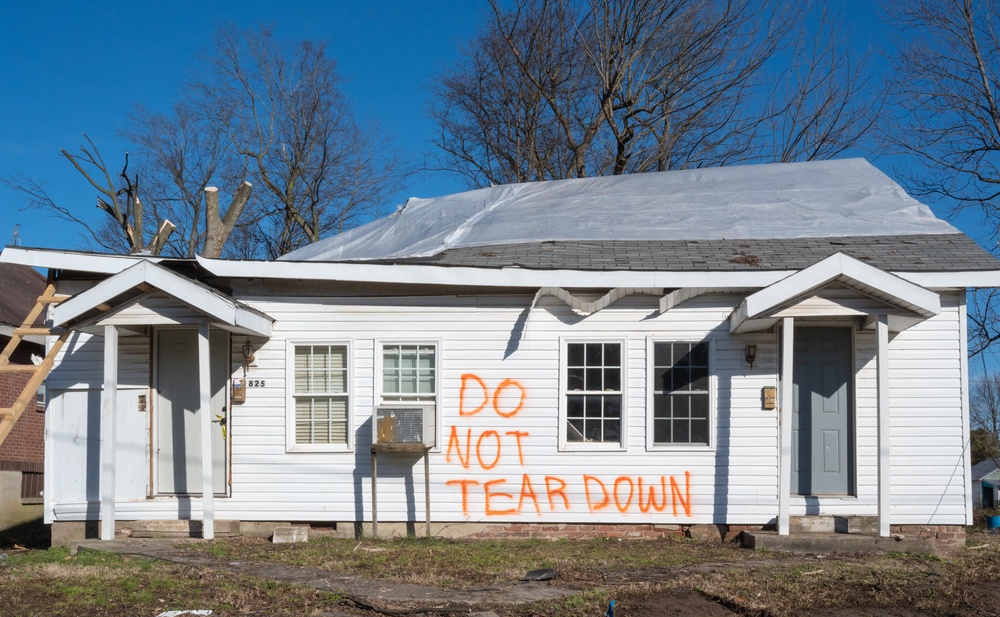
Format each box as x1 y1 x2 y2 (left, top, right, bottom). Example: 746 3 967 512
730 253 941 334
4 246 1000 288
54 261 272 337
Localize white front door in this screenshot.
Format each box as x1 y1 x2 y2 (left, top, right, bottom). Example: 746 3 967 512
155 328 229 495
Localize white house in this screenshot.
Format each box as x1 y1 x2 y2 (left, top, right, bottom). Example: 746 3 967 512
3 159 998 551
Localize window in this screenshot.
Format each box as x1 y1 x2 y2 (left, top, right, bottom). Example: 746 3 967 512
288 343 350 451
651 341 711 447
381 344 437 403
563 341 623 448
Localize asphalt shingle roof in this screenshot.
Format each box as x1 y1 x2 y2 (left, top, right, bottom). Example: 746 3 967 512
973 459 1000 481
368 234 999 272
0 262 46 327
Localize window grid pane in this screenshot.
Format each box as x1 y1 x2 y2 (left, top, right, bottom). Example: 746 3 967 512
653 342 710 446
565 343 622 443
293 344 349 446
382 344 436 402
295 345 347 394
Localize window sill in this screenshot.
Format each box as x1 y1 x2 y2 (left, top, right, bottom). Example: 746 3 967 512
559 442 627 453
285 445 353 454
646 444 715 453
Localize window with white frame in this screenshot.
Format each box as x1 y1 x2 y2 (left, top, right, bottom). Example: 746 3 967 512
380 343 437 403
564 342 623 446
290 343 350 449
651 341 711 446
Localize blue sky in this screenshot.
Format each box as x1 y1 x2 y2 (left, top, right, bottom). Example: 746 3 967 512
0 1 484 249
0 0 988 252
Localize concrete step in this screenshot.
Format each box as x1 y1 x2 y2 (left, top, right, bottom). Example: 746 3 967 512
741 530 937 556
789 515 879 535
124 519 240 538
789 516 835 533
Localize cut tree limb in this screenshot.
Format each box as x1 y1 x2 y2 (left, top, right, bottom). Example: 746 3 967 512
146 219 176 256
203 181 253 258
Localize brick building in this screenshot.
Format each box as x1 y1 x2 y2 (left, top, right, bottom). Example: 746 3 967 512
0 262 46 531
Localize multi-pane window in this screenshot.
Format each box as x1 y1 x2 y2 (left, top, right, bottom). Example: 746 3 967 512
565 342 622 444
381 344 436 403
293 344 349 446
652 341 710 446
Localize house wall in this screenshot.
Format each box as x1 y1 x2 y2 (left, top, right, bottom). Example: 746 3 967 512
0 338 45 531
40 289 970 529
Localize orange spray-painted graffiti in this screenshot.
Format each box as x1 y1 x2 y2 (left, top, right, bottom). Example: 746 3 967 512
446 374 694 518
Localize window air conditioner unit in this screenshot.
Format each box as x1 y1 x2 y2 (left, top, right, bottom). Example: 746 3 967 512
374 405 436 448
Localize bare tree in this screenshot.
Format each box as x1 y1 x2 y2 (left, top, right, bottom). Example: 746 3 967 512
430 0 879 187
971 373 1000 464
883 0 1000 358
2 134 176 255
6 26 401 259
122 102 248 258
193 25 405 258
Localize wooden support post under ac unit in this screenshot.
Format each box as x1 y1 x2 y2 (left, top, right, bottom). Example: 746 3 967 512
0 284 68 447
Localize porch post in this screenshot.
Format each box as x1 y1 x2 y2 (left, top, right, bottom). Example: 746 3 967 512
876 314 890 537
100 325 118 541
198 323 215 540
778 317 794 535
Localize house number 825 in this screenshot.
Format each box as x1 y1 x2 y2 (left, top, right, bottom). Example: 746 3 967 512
248 379 266 388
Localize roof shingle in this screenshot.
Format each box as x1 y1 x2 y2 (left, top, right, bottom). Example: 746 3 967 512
370 234 999 272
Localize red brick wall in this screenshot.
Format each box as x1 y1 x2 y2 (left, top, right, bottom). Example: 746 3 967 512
0 368 44 466
893 524 967 558
465 522 772 540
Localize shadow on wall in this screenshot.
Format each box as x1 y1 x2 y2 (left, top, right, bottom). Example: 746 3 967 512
0 517 50 549
354 416 423 538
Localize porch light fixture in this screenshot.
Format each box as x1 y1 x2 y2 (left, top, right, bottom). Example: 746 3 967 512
744 344 757 369
242 338 256 370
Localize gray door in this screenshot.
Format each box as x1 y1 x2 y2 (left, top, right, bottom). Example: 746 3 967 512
155 328 229 495
792 327 853 495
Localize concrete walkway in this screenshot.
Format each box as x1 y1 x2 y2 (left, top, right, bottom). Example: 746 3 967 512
73 539 576 614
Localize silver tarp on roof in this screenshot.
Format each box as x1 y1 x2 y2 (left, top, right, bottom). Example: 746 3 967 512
282 159 957 262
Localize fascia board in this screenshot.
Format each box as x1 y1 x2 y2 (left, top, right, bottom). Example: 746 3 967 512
896 271 1000 288
196 255 793 288
6 248 998 289
741 253 940 322
55 261 154 325
0 246 164 274
232 307 273 337
55 261 272 336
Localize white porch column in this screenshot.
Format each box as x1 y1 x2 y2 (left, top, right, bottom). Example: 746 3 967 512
100 325 118 541
198 323 215 540
778 317 794 535
876 314 891 537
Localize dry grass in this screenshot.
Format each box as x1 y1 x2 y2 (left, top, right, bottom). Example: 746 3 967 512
196 534 755 587
688 533 1000 616
196 532 1000 616
3 532 1000 616
0 548 344 617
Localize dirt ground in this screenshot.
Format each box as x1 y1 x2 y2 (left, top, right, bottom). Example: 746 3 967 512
3 528 999 616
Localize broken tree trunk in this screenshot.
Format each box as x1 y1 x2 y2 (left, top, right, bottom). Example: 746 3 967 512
203 181 253 258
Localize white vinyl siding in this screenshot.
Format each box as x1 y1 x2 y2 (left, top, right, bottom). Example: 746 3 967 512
41 287 971 529
287 342 351 452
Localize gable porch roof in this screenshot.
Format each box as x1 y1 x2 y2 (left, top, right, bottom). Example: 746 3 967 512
730 253 941 334
53 260 272 337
